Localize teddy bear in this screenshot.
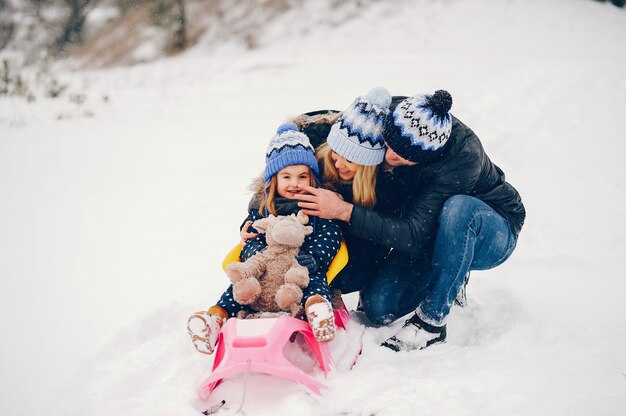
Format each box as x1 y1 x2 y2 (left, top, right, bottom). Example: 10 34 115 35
225 210 313 318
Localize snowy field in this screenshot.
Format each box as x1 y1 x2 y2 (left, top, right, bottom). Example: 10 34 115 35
1 0 626 415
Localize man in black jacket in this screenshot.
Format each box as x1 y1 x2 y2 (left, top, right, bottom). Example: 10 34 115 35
295 90 525 351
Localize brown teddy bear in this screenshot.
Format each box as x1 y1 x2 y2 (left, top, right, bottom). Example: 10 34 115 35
225 210 313 318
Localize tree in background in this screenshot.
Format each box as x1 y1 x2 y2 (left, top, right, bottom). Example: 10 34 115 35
0 0 15 50
55 0 102 52
28 0 47 18
172 0 186 51
150 0 186 52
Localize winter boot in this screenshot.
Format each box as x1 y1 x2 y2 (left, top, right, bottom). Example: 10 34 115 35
381 312 446 352
187 306 228 355
454 272 471 307
305 295 336 343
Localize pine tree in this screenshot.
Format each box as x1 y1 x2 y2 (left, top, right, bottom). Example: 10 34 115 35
55 0 101 51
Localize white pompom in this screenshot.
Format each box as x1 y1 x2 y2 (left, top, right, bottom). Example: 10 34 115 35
276 122 298 135
366 86 392 110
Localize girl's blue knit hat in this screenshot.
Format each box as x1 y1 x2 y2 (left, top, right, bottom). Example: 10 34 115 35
264 123 320 182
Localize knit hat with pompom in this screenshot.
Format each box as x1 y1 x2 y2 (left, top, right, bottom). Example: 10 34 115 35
326 86 392 166
383 90 454 163
264 122 320 182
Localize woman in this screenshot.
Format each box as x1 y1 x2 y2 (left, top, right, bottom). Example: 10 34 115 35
294 85 389 210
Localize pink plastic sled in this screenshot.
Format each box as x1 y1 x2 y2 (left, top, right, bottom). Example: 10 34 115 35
197 307 351 399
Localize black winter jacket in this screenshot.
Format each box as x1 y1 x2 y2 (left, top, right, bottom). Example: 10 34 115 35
301 98 526 262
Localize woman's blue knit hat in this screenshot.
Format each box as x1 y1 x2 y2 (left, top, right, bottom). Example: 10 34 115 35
326 87 392 166
264 123 320 182
383 90 453 163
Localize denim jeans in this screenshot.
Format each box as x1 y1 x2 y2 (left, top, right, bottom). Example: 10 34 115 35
343 195 518 325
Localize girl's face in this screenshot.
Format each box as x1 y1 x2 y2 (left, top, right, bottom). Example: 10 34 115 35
276 165 312 198
330 151 358 181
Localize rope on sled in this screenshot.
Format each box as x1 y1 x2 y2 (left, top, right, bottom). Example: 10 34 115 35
201 359 250 415
232 359 251 416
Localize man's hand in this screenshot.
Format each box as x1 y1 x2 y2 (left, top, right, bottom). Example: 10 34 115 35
293 184 353 222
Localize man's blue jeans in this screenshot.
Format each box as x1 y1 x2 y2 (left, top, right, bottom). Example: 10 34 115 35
353 195 518 326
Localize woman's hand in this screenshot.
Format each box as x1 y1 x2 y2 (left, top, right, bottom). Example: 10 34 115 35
240 220 259 246
293 184 354 222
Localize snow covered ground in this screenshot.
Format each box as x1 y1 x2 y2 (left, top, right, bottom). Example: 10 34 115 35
1 0 626 415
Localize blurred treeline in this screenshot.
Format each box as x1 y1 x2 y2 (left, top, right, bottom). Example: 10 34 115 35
0 1 190 62
0 0 623 68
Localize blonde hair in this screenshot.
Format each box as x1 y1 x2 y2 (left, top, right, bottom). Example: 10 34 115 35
258 166 317 217
316 143 378 209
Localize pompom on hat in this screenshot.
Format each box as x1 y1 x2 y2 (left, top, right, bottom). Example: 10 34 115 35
383 90 453 163
264 122 320 182
326 86 392 166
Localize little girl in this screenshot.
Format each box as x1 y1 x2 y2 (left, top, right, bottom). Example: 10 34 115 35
187 123 342 354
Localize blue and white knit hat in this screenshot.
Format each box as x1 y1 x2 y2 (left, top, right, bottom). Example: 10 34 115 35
383 90 453 163
264 122 320 182
326 87 392 166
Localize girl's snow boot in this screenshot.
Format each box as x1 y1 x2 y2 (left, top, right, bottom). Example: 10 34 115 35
187 306 228 354
305 295 336 343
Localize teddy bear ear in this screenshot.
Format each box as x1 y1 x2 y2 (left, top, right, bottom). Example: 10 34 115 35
296 210 309 225
303 225 313 235
252 217 270 233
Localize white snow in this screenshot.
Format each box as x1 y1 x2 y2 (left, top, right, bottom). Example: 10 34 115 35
1 0 626 415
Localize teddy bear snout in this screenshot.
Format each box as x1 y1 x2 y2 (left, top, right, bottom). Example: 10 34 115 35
270 219 305 247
